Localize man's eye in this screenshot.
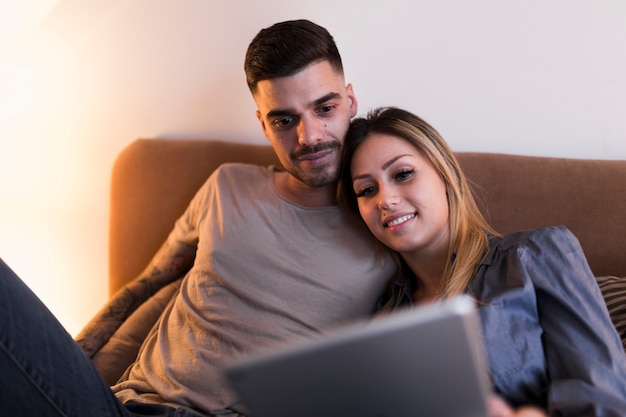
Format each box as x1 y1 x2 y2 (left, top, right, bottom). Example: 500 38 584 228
272 116 296 129
317 105 334 115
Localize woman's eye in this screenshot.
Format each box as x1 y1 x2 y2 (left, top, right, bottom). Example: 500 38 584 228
396 169 414 181
355 186 375 198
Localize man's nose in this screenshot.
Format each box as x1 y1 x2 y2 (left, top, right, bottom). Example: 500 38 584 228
297 114 325 146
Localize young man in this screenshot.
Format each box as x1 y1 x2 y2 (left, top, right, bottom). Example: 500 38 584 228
0 20 395 417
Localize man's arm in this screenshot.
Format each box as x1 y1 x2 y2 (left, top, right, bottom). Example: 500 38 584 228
134 239 196 289
75 238 196 356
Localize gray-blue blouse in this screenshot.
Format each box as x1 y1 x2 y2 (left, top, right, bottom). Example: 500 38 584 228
380 226 626 416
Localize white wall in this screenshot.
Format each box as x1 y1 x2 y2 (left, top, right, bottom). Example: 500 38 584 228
1 0 624 335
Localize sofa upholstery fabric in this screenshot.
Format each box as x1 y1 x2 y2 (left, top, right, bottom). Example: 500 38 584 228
76 139 626 384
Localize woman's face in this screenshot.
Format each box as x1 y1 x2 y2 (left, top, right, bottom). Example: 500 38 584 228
350 133 450 259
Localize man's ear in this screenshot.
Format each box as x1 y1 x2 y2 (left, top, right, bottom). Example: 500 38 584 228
256 110 271 141
346 83 358 118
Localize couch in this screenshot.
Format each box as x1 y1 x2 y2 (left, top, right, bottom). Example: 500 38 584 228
75 139 626 386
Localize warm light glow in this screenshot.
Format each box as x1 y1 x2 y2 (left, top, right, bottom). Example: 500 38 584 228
0 0 109 337
0 64 35 122
0 0 60 38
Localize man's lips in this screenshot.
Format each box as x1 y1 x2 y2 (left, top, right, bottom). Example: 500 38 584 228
384 213 416 228
298 148 334 161
292 142 340 160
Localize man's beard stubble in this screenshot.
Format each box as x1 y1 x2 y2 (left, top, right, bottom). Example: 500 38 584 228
289 140 342 188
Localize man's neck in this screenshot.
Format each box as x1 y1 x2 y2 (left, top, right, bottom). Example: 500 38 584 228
273 171 337 208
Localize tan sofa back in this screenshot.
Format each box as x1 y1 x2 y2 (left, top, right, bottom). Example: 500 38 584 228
110 139 626 295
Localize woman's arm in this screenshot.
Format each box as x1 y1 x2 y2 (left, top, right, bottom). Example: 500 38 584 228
489 395 547 417
522 226 626 415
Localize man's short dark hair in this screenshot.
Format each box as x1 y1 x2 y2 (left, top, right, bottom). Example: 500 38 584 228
244 19 344 94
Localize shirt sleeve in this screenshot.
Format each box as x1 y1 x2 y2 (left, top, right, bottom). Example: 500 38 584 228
520 226 626 416
167 170 219 248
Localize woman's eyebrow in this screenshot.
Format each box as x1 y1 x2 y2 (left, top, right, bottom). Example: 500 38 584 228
382 154 411 170
352 154 411 181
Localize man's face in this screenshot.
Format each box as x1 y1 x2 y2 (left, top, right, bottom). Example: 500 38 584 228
253 60 357 188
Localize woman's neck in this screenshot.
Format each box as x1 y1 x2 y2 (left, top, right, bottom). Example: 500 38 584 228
404 251 449 304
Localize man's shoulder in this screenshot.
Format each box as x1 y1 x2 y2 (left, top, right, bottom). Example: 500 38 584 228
215 162 271 175
207 163 275 197
193 163 272 199
211 162 273 184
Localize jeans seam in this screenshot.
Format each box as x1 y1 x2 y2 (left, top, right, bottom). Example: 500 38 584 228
0 337 69 417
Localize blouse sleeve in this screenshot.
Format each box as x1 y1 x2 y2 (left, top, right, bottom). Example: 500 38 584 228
521 226 626 416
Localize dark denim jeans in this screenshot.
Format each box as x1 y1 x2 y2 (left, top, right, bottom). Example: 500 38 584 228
0 258 204 417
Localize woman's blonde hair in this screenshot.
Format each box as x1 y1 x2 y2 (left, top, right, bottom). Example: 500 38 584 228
338 107 498 311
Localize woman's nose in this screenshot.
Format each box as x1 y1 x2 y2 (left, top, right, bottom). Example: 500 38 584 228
377 186 399 210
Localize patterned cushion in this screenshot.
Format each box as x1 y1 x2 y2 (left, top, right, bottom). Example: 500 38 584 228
596 276 626 352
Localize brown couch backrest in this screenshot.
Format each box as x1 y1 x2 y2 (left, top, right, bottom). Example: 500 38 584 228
110 139 626 295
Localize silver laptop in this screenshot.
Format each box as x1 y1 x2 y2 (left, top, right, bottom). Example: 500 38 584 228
222 295 491 417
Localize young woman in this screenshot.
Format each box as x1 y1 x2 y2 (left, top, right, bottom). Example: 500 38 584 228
338 107 626 416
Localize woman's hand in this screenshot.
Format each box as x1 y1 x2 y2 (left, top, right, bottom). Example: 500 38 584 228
489 395 547 417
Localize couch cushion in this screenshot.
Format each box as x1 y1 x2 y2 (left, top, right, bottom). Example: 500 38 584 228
596 276 626 352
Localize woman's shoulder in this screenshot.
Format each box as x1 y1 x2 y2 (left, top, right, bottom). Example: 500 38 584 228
491 225 577 250
485 225 583 265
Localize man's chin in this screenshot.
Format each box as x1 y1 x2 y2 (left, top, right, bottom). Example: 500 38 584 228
305 177 337 188
295 168 339 188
